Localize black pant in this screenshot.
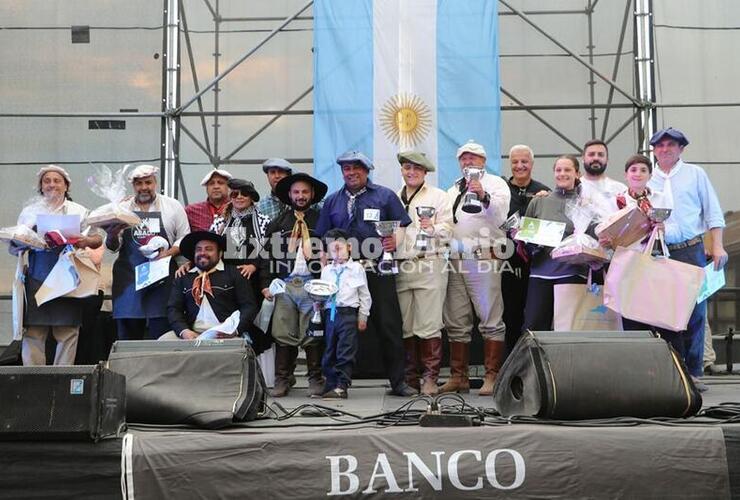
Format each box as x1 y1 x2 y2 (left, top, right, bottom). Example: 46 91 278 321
322 307 359 390
502 253 529 354
116 318 170 340
522 276 587 332
363 272 405 390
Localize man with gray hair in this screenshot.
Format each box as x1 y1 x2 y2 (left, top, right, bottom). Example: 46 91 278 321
104 164 190 340
502 145 550 353
442 141 510 396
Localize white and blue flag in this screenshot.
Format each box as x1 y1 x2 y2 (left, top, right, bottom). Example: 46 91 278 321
313 0 501 192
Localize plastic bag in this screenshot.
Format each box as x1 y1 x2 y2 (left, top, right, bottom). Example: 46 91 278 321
0 224 48 250
551 197 608 266
85 164 141 228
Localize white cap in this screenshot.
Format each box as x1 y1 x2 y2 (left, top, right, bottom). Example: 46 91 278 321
128 164 160 183
456 140 487 160
37 165 72 185
200 168 233 186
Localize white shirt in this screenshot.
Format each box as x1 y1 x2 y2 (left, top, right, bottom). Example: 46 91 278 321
320 259 371 320
118 194 190 247
446 172 510 254
580 176 627 218
17 198 90 232
395 183 453 259
647 159 725 244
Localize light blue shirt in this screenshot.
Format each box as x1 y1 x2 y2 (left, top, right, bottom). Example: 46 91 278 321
647 159 725 244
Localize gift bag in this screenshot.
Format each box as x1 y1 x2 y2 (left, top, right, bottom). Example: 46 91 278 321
554 283 622 331
34 247 80 306
603 229 705 331
552 197 608 266
64 251 100 299
255 299 276 387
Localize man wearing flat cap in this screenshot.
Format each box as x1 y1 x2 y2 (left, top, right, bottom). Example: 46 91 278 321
166 231 259 343
316 150 418 397
257 158 293 221
442 140 510 396
646 127 727 388
394 152 452 395
259 173 328 397
105 164 190 340
185 168 232 232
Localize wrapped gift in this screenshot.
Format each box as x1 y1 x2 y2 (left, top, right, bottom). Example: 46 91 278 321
595 206 651 248
0 225 48 250
85 203 141 229
86 164 141 229
552 233 609 265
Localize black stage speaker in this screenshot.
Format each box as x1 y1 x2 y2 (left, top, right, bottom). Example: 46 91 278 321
108 339 266 429
0 364 126 441
493 331 703 420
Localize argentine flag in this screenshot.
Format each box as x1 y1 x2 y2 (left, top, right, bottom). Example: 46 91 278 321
313 0 500 192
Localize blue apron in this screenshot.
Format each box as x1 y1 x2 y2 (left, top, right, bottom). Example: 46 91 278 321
112 211 175 319
25 242 83 327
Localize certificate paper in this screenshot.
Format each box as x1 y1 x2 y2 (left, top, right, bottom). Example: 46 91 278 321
515 217 567 247
135 256 171 291
696 262 726 304
36 214 81 238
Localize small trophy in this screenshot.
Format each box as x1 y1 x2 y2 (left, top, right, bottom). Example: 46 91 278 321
373 220 401 275
415 206 436 251
303 279 339 337
462 167 485 213
647 207 672 257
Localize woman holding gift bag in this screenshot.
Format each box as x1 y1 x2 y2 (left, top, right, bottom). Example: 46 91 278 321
521 155 593 331
9 165 102 366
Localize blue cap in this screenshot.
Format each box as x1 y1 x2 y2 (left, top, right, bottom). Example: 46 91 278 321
262 158 294 173
649 127 689 147
336 151 374 170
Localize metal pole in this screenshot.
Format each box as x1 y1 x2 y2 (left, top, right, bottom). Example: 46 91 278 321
162 0 180 197
498 0 642 106
634 0 656 153
177 0 314 114
586 1 597 138
213 0 221 166
600 0 633 140
180 0 212 156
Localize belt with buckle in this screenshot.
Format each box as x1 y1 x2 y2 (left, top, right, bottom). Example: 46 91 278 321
667 236 702 252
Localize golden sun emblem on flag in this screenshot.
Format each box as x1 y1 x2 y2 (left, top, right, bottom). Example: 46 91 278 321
379 93 432 148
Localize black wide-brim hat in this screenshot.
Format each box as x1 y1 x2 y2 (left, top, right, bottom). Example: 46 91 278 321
274 173 328 206
180 231 226 262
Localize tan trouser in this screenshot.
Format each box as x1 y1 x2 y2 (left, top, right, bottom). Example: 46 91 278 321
443 259 505 342
396 258 447 339
22 326 79 366
704 320 716 367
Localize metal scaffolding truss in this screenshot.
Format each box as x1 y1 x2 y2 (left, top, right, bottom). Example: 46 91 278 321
8 0 738 200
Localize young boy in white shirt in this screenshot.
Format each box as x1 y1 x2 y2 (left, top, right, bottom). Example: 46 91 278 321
320 229 372 399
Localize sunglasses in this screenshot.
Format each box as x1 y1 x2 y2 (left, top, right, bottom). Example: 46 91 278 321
229 190 251 199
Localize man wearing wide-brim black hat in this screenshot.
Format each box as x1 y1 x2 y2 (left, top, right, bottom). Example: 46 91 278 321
165 230 265 350
259 173 328 397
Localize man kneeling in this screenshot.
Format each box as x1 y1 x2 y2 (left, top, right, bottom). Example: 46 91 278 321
165 231 259 343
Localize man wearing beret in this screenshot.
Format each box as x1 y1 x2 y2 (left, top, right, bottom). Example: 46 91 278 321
442 141 511 396
647 127 727 390
257 158 293 221
105 164 190 340
316 151 418 397
394 151 452 395
185 168 232 232
260 173 328 397
166 231 259 343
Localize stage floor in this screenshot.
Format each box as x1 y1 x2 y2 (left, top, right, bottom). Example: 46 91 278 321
2 373 740 499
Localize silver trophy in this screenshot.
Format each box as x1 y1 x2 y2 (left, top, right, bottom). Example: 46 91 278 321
462 167 485 213
415 206 436 251
303 279 339 337
647 207 672 257
373 220 401 275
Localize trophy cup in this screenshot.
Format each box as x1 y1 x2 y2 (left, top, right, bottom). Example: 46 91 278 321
303 279 339 337
373 220 401 275
415 206 436 251
647 207 672 257
462 167 485 213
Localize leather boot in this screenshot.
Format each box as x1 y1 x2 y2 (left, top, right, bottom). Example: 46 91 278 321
271 345 298 398
304 344 325 397
478 339 505 396
419 337 442 396
438 342 470 393
403 337 421 391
